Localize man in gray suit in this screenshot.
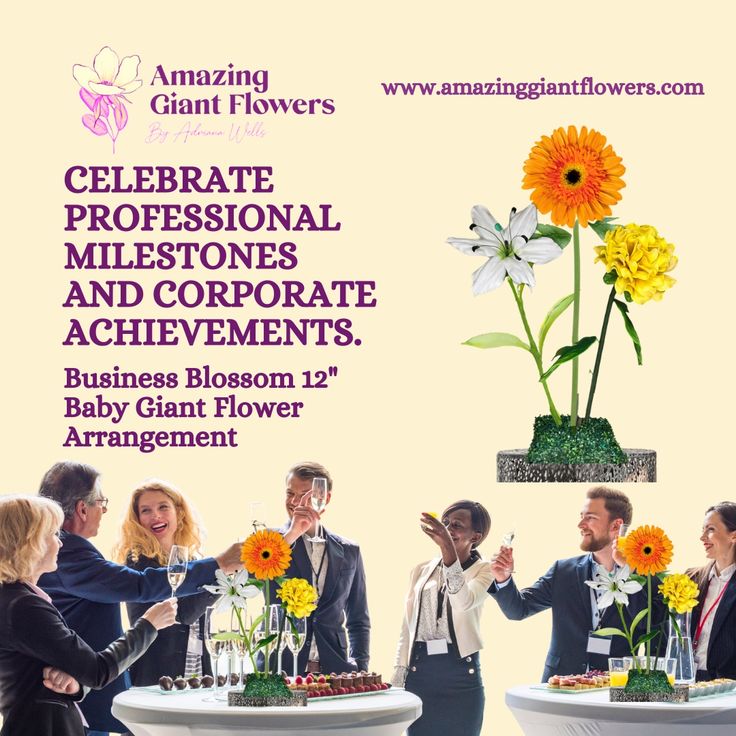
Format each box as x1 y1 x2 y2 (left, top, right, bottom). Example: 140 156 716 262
488 486 653 681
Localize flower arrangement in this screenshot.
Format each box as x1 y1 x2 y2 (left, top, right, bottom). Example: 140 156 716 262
586 526 698 692
204 529 317 703
449 126 677 469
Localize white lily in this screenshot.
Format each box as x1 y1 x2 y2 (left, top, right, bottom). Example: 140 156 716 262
73 46 142 97
585 564 643 609
203 569 259 613
448 204 562 294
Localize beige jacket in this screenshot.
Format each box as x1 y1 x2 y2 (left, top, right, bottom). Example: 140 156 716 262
394 557 494 667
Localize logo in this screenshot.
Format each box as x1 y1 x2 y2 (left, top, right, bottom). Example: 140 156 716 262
72 46 142 152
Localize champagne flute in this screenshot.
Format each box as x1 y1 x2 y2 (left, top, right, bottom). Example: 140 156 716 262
204 606 229 699
167 545 189 598
249 501 265 532
502 530 515 575
310 477 328 541
267 605 285 675
287 616 307 681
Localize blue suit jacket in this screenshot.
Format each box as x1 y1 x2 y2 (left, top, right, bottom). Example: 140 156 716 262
273 525 370 674
489 554 655 681
38 531 218 732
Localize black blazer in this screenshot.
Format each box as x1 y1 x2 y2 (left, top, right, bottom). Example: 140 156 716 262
688 564 736 679
272 525 370 674
0 581 156 736
125 554 217 686
489 554 658 681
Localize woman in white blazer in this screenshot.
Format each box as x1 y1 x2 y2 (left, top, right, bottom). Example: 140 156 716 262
393 500 493 736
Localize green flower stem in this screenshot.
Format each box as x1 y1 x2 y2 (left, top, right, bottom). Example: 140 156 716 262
264 584 271 677
617 601 640 673
508 280 562 426
570 220 581 428
234 605 257 673
584 286 616 421
646 575 652 672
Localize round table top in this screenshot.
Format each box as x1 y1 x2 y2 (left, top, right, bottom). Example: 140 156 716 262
113 687 422 732
506 685 736 724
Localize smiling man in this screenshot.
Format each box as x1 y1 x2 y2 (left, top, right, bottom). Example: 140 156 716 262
278 461 370 675
488 486 652 681
37 461 242 736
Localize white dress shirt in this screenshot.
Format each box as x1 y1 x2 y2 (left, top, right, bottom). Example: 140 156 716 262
695 563 735 670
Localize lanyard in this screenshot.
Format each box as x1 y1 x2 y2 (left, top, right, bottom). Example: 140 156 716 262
694 576 731 648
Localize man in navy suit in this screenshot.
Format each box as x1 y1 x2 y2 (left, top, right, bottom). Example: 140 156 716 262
37 461 243 736
279 461 370 674
488 486 654 682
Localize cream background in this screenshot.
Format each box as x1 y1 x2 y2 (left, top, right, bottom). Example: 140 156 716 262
1 2 732 733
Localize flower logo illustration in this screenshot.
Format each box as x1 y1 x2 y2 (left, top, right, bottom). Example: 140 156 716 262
73 46 142 152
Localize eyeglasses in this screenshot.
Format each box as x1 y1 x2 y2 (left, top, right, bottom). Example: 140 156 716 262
92 497 109 511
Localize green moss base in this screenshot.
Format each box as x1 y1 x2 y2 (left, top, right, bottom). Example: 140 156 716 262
242 673 293 699
526 415 626 465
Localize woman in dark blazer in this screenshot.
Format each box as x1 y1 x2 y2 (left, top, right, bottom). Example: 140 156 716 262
0 495 176 736
687 501 736 680
114 480 216 685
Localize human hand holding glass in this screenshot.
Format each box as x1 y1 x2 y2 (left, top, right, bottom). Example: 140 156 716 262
502 530 515 574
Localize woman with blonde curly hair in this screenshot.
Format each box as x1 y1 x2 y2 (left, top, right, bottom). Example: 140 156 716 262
114 480 216 686
0 494 176 736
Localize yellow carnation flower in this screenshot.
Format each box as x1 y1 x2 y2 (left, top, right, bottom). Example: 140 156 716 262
659 573 699 614
594 224 677 304
277 577 318 619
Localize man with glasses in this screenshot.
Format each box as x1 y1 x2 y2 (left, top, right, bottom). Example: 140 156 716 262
38 461 242 736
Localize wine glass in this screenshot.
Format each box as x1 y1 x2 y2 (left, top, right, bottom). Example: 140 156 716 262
204 606 229 699
286 616 307 681
167 545 189 598
310 477 328 541
249 501 265 532
502 530 515 575
267 605 286 674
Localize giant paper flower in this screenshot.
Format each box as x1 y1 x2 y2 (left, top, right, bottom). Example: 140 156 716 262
659 573 699 614
241 530 292 580
73 46 142 97
522 126 625 227
594 224 677 304
277 577 318 618
447 204 562 294
203 569 259 613
585 564 643 608
621 526 673 576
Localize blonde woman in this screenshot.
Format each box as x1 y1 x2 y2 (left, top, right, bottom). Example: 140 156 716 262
114 480 216 686
0 495 175 736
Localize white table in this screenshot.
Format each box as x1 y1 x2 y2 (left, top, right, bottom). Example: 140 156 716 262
506 685 736 735
112 688 422 736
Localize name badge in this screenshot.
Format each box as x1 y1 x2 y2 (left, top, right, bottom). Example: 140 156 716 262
587 631 612 655
426 639 449 655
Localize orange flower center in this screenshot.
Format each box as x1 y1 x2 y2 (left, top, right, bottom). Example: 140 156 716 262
261 550 271 559
642 545 653 555
562 164 584 188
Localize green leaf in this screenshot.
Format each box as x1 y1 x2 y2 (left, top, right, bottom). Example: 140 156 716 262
630 573 647 585
602 271 618 285
533 223 571 249
614 300 643 365
633 630 661 649
590 217 619 241
212 632 244 642
594 627 627 638
538 294 575 356
630 608 649 634
463 332 530 351
253 633 278 651
624 291 633 303
540 336 597 381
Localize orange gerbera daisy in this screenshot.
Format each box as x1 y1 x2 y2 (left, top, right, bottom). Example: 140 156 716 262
621 525 673 576
522 125 625 228
240 529 292 580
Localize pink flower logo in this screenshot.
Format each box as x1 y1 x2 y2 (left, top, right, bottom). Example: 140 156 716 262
73 46 142 152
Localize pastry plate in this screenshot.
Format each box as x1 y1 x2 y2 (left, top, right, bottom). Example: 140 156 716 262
530 684 609 695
